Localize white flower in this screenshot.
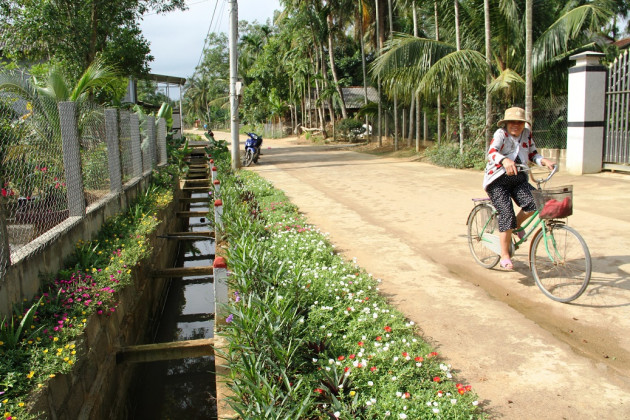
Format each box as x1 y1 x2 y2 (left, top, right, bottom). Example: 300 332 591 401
432 408 439 414
396 392 402 397
385 411 390 416
391 376 397 381
399 414 407 419
451 399 458 405
334 411 340 418
472 401 479 406
393 357 399 362
367 381 374 386
312 358 318 363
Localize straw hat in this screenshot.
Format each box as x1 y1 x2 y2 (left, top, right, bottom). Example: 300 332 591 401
497 107 531 127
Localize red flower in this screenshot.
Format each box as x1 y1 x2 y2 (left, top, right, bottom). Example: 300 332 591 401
384 326 392 333
314 388 324 394
337 355 345 361
357 363 363 368
375 336 382 341
370 366 377 372
402 352 408 357
458 388 466 395
358 341 364 347
1 188 6 197
349 354 356 359
427 352 438 358
344 366 350 372
433 376 441 382
404 392 411 399
414 356 423 362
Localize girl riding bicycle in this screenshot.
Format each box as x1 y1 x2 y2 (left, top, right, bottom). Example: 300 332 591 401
483 107 555 270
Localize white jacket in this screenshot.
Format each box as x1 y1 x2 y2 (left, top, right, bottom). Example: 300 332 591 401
482 127 544 190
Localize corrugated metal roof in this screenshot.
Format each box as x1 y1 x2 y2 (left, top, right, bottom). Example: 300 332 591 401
306 86 379 110
342 87 379 109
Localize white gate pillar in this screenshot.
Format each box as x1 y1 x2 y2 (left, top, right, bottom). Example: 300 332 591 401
566 51 607 175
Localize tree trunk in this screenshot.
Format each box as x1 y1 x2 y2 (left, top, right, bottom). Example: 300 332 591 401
359 0 370 141
88 0 99 65
434 1 442 143
525 0 533 126
455 0 464 154
484 0 492 149
376 0 383 146
328 14 348 119
413 5 421 152
388 0 398 151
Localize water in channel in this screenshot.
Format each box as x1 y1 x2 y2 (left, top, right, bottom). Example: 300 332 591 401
131 192 218 419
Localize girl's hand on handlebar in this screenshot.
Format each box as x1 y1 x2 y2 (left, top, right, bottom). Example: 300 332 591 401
541 158 556 171
502 158 518 176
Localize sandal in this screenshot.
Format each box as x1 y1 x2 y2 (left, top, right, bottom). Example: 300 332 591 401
500 258 514 270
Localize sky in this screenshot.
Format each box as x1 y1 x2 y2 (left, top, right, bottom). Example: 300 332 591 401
140 0 281 83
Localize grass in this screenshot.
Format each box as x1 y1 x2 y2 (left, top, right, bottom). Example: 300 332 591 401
216 154 485 418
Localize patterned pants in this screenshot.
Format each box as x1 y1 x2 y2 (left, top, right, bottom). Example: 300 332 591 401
486 172 536 232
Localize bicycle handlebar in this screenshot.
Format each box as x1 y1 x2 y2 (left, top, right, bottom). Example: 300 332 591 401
515 163 558 185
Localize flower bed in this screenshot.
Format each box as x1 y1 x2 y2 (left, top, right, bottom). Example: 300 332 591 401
0 166 179 420
218 162 485 418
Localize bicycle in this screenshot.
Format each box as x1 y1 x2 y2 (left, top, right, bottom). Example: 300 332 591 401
466 164 592 303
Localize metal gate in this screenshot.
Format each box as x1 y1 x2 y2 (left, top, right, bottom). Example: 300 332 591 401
604 50 630 171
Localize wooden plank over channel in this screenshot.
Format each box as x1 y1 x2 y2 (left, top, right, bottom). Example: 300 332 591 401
166 230 215 238
177 211 209 217
151 266 213 278
117 339 215 364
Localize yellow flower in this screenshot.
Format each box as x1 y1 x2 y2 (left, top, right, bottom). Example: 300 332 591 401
26 371 35 379
18 402 24 407
68 360 73 365
4 412 12 418
0 341 4 346
53 337 59 342
49 374 55 378
43 349 48 354
350 391 356 396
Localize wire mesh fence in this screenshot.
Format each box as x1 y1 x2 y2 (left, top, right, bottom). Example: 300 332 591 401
1 79 70 261
531 95 568 149
78 103 110 206
1 73 168 272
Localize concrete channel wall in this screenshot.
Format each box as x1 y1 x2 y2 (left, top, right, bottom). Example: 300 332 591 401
26 183 186 419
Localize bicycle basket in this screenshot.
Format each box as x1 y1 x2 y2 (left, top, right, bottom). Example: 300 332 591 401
532 185 573 219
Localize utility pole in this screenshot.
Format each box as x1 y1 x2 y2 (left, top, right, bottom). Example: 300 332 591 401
229 0 240 170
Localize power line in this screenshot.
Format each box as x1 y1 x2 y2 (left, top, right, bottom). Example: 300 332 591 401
192 0 221 80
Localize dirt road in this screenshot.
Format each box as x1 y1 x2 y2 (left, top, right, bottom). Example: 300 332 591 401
209 131 630 419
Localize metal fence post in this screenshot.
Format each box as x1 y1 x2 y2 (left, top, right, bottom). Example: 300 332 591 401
0 200 10 278
129 113 143 179
145 116 156 173
157 118 167 166
58 102 86 218
105 109 122 194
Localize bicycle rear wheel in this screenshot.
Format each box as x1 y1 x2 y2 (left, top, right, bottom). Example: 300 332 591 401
467 203 501 269
530 224 591 302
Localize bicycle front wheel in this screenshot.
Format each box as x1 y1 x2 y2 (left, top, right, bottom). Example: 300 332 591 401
530 224 591 302
242 149 254 167
467 203 501 269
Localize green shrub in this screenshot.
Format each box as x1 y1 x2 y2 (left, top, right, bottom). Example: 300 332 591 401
426 141 486 170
